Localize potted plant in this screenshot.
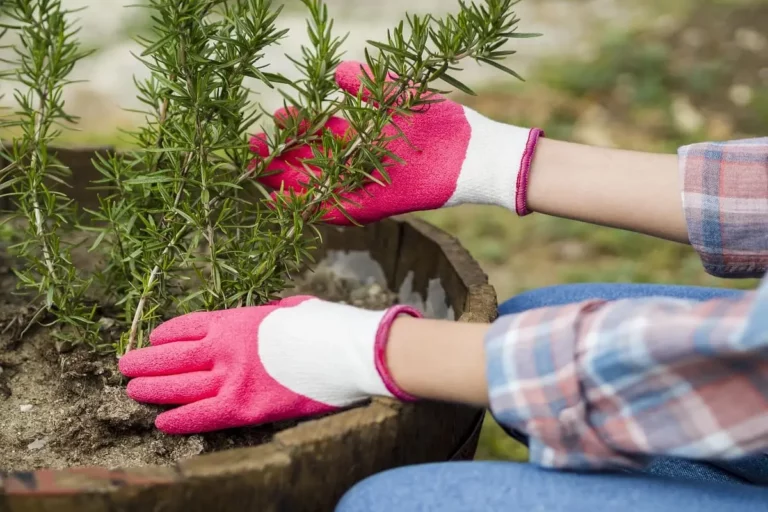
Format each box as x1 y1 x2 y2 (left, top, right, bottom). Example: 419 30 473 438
0 0 528 509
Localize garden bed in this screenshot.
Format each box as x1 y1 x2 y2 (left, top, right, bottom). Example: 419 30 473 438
0 259 398 471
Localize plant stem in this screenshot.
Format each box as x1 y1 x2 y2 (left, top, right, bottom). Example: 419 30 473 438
29 86 58 280
127 267 158 353
126 223 188 352
126 148 193 351
4 0 99 345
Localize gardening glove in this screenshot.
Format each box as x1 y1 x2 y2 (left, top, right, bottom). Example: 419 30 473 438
118 296 420 435
249 60 545 225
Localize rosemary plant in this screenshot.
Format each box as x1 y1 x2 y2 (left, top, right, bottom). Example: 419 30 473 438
3 0 535 354
1 0 99 343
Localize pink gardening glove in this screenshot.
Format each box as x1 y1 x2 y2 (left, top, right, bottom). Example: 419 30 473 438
118 296 420 434
250 60 544 225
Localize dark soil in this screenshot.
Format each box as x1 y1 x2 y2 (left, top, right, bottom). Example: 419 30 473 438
0 264 396 471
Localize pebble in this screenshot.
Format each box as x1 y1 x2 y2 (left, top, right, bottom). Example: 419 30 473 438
367 284 383 298
27 437 48 451
55 338 75 354
98 317 117 329
20 404 33 412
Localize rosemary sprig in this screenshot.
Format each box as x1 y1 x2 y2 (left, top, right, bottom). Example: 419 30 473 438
1 0 99 344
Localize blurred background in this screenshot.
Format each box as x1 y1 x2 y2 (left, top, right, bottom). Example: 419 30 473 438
3 0 766 461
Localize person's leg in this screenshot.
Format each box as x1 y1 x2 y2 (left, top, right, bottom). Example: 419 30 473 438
498 282 745 316
335 462 768 512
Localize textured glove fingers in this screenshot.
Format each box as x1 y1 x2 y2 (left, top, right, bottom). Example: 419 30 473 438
334 60 445 109
119 340 212 377
126 371 222 405
334 60 397 105
149 310 212 345
319 182 381 225
155 396 233 435
119 310 214 378
271 107 350 139
251 134 316 192
268 181 381 225
249 108 351 193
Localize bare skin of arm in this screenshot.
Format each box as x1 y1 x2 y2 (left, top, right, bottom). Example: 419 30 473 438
527 138 688 244
387 316 491 406
386 139 688 405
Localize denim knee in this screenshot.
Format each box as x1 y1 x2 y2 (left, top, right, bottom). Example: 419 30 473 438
498 283 745 317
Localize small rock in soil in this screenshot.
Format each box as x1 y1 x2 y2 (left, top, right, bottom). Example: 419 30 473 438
20 403 33 412
171 435 206 460
55 338 75 354
95 386 158 432
98 317 116 329
27 437 48 451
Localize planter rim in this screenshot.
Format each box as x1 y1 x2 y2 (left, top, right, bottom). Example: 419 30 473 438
0 149 498 503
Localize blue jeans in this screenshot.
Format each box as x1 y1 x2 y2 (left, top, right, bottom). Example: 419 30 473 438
337 283 768 512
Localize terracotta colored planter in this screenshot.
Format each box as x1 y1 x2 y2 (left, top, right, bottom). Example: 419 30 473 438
0 147 498 512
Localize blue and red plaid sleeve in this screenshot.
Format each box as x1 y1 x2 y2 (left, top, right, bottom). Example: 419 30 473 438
680 137 768 278
486 138 768 470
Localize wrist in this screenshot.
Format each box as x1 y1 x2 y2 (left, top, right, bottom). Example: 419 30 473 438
448 106 544 214
258 299 411 407
385 315 491 407
515 127 545 216
374 305 422 401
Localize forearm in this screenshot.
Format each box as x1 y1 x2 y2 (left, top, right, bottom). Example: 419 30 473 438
386 316 490 408
527 138 689 244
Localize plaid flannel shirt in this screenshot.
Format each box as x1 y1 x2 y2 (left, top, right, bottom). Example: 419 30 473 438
486 137 768 470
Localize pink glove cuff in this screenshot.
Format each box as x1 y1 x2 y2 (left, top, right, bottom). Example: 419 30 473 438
374 305 423 402
515 128 545 217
